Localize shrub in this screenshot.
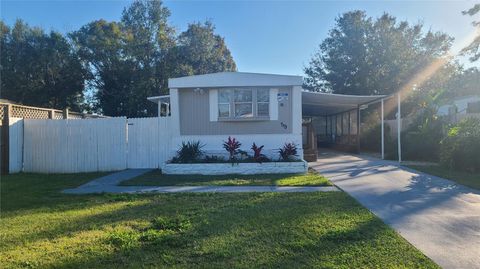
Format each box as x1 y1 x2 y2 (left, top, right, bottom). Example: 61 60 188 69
174 141 204 163
440 118 480 172
361 123 392 153
204 155 225 163
251 143 269 163
279 142 298 161
223 136 241 161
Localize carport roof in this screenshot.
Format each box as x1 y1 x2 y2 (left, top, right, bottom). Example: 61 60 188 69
302 91 387 116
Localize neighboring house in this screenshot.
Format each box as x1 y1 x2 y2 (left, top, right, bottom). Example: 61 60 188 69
148 72 304 159
437 95 480 117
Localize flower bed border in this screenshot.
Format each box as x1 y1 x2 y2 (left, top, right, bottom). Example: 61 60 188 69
163 161 308 175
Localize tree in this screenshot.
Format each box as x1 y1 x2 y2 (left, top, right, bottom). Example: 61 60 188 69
171 21 237 76
70 0 175 117
0 20 87 110
304 11 453 97
461 4 480 62
71 1 236 117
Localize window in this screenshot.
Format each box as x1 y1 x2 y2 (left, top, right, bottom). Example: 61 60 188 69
234 89 253 117
217 88 270 119
218 89 232 118
257 88 269 117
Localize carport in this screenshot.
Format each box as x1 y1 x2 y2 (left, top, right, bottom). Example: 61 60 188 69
301 91 402 162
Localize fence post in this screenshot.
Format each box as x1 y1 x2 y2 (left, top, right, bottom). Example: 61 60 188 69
63 108 69 119
1 105 11 174
49 110 55 119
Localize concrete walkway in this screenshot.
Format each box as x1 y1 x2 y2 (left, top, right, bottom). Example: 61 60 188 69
63 169 338 194
310 151 480 269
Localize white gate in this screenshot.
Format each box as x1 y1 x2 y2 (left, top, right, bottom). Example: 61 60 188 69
127 117 173 169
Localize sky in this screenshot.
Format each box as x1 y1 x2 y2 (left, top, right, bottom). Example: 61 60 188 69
1 0 479 76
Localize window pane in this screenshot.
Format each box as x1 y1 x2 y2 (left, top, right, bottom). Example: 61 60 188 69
235 103 253 117
257 103 269 116
234 89 252 102
257 89 269 102
218 104 230 117
218 89 231 103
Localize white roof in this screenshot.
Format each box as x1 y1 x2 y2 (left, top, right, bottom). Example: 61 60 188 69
302 91 387 116
168 72 303 88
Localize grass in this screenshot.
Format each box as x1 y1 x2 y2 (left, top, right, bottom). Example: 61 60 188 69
0 173 439 268
121 169 332 187
406 165 480 191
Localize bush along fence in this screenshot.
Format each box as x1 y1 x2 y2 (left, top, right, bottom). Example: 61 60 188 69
0 103 103 174
163 137 308 175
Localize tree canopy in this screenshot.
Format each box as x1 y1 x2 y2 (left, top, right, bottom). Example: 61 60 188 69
1 0 236 117
461 4 480 62
171 21 236 77
69 0 236 117
0 20 87 110
304 11 453 96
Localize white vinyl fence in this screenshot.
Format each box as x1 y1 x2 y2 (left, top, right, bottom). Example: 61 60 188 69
9 118 23 173
127 117 173 169
21 117 174 173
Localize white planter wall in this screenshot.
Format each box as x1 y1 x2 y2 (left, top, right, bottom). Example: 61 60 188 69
163 161 308 175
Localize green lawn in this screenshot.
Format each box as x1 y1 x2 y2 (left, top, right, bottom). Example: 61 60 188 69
406 165 480 191
0 173 438 268
121 169 332 187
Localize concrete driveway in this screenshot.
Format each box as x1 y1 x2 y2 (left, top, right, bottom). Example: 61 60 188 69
310 151 480 269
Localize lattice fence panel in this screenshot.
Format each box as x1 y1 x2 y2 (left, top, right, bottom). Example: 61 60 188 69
11 105 50 119
68 112 84 119
0 105 6 122
54 111 64 119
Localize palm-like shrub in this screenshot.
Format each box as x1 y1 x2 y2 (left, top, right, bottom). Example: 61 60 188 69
223 136 241 161
174 141 204 163
279 142 298 161
251 143 268 163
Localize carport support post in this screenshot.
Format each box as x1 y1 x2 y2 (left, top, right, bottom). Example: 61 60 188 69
356 105 360 153
381 98 385 159
397 92 402 162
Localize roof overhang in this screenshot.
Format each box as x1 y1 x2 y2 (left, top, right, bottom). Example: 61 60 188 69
147 95 170 104
168 72 303 89
302 91 387 116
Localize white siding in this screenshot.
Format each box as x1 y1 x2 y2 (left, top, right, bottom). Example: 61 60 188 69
172 133 303 160
269 88 279 120
209 89 218 122
292 85 303 135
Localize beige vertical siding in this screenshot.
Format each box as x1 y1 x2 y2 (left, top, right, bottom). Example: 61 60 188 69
179 87 293 135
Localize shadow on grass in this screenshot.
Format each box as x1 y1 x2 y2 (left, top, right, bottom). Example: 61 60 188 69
120 169 331 187
17 192 438 269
